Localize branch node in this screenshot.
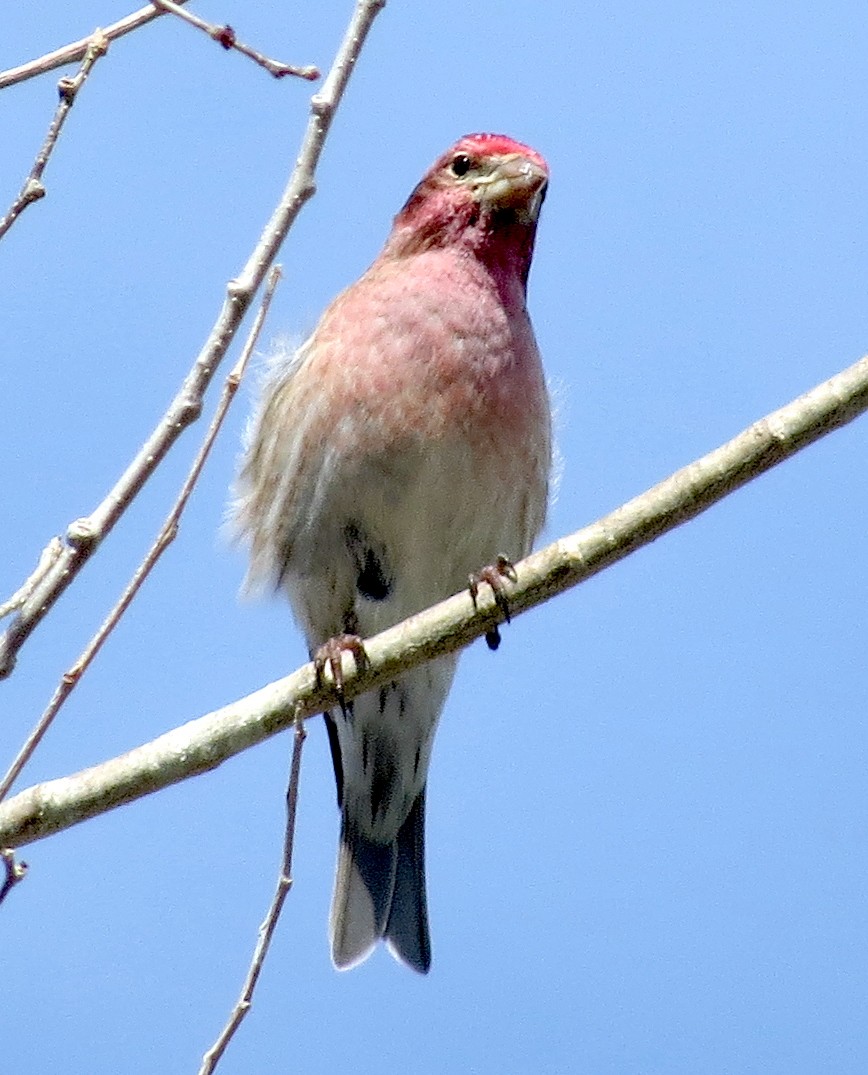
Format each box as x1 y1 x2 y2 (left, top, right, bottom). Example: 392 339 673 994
212 25 236 50
88 29 110 59
177 397 203 424
57 76 78 102
22 178 46 204
66 518 98 550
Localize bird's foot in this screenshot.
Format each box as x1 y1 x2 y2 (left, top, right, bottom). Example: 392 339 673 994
469 554 518 651
314 634 369 714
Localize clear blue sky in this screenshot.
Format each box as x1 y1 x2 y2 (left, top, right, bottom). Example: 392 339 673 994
3 3 868 1072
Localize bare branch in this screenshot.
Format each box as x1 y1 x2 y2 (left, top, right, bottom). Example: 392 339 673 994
199 718 307 1073
0 539 63 621
0 0 386 680
0 269 282 805
1 352 866 849
0 2 191 90
0 31 108 241
150 0 319 80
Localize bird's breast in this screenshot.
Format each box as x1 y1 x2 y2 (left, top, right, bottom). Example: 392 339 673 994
313 250 548 464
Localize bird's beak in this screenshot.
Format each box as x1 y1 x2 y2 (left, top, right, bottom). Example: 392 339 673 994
476 154 548 223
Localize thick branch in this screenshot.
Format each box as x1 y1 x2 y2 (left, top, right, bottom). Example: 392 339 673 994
1 352 866 848
0 0 385 678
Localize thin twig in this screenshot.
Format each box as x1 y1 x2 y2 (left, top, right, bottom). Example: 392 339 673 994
0 0 386 680
0 2 191 90
1 352 867 850
150 0 318 80
0 31 108 241
199 717 307 1074
0 539 63 621
0 269 282 805
0 848 28 906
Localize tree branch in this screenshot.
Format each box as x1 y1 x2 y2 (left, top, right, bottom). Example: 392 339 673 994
0 0 386 679
0 269 282 804
0 31 108 241
198 718 307 1073
0 539 63 621
0 2 191 90
149 0 319 80
2 352 866 849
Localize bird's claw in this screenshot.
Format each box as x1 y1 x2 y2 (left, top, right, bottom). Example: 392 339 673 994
314 633 369 706
469 555 517 651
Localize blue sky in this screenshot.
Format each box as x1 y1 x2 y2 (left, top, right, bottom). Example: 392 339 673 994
3 3 868 1072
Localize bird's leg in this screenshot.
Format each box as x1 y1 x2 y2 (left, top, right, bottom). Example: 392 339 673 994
314 633 369 717
468 554 518 651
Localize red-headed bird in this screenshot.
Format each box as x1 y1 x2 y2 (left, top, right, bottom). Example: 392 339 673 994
233 134 551 972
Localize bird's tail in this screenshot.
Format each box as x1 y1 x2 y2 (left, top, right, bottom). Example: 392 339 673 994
330 788 430 974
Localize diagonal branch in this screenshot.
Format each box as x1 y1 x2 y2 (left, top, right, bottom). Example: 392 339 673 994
198 717 307 1073
0 540 63 621
0 2 191 90
0 0 386 679
149 0 319 80
0 31 108 241
1 352 866 850
0 268 282 805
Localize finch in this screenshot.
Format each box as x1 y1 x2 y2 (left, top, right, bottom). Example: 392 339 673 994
233 133 551 973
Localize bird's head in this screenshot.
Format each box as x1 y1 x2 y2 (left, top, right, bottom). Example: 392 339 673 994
385 134 549 285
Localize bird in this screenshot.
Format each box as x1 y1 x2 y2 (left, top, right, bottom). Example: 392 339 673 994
232 133 551 973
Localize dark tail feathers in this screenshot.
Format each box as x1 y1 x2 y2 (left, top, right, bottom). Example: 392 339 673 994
329 789 431 973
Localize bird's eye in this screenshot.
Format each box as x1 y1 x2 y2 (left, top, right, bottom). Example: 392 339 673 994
450 153 473 177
